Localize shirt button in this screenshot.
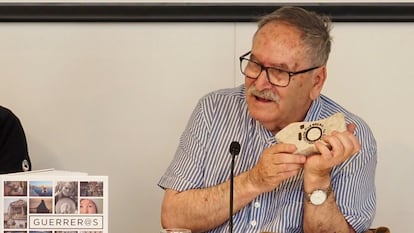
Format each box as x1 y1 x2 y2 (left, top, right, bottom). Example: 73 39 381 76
254 202 260 208
251 220 257 226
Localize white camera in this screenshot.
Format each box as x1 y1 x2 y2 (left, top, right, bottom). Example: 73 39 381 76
275 113 347 155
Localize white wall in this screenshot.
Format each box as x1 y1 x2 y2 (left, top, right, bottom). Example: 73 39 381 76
0 21 413 232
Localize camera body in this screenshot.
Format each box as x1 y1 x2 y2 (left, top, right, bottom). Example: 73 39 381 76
275 113 347 155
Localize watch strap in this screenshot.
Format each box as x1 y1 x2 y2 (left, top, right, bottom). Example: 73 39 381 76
305 183 333 204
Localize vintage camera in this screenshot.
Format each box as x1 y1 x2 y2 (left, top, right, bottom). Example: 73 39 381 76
275 113 346 155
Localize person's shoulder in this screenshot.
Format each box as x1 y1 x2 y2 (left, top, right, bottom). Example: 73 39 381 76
0 106 19 122
318 95 373 132
0 105 14 116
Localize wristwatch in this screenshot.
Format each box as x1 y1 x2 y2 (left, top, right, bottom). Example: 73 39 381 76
305 184 333 205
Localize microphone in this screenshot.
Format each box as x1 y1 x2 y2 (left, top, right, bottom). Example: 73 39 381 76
229 141 241 233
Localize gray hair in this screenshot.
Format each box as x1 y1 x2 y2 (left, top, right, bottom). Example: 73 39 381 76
256 6 332 66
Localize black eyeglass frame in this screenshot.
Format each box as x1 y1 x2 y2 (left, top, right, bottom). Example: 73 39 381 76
239 51 321 87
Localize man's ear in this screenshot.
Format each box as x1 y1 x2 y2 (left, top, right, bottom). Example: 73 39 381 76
310 66 327 100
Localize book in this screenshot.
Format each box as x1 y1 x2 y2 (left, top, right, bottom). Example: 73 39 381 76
1 169 108 233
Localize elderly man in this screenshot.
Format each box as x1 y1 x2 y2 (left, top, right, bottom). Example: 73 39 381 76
159 6 376 233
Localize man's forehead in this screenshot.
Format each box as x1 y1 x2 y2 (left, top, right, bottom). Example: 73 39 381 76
251 24 308 69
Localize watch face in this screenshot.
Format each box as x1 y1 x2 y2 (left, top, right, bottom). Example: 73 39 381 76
310 190 327 205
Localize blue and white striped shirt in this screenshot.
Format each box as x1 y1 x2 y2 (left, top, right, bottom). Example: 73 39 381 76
158 84 377 233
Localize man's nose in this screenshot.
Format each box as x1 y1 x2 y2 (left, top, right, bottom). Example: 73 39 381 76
254 69 273 89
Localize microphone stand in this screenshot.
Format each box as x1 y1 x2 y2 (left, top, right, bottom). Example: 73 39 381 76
229 141 240 233
230 152 235 233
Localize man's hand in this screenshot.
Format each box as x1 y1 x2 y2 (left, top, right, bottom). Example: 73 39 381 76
247 143 306 193
304 123 361 178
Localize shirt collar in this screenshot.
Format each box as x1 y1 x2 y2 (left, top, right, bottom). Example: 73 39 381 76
303 96 323 122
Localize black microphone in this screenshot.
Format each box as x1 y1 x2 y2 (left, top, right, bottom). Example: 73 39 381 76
229 141 241 233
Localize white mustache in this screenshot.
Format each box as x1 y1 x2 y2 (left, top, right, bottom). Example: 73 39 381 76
247 85 280 102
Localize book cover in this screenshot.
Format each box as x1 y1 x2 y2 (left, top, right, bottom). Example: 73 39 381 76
1 169 108 233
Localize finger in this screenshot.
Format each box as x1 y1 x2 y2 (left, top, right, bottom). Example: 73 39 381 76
323 134 344 159
272 153 306 165
266 143 297 154
342 131 361 155
314 140 333 158
347 123 356 133
346 123 361 153
274 162 304 172
276 167 303 180
335 130 361 155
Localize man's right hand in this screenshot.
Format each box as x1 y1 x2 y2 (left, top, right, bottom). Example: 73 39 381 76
247 143 306 193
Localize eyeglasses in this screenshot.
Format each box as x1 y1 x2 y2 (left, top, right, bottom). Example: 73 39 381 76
239 51 321 87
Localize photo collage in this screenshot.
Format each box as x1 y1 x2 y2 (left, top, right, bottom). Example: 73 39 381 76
2 178 107 233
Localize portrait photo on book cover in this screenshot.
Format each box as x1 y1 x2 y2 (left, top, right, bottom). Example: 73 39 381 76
80 198 103 214
54 181 78 214
4 181 28 196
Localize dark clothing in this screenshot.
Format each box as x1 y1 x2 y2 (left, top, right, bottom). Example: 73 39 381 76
0 106 31 174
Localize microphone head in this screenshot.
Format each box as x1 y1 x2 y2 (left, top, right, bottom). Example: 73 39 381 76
229 141 241 156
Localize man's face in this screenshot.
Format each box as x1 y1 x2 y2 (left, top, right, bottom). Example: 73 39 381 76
245 22 324 133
